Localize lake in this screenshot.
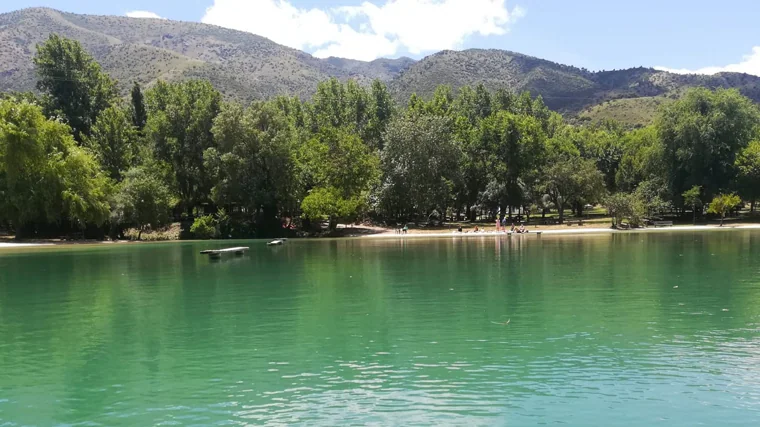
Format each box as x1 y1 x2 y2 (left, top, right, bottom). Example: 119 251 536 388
1 231 760 425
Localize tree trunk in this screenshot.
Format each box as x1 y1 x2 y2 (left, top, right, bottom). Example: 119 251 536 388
558 205 565 224
137 226 143 241
752 200 756 213
693 206 696 225
720 214 725 227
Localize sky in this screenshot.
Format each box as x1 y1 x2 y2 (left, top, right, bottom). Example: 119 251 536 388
2 0 759 75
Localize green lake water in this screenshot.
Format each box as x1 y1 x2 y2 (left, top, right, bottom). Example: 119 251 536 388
2 231 760 425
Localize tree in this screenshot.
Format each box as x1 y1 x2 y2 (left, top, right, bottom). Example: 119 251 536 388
474 83 492 120
657 88 759 204
206 101 301 233
479 111 546 211
145 80 221 213
130 82 147 130
616 126 664 193
735 140 760 212
539 155 606 224
0 99 111 234
707 193 742 226
605 192 633 228
111 166 174 240
364 80 395 150
682 186 703 225
378 114 462 220
299 127 379 229
88 106 139 181
34 34 117 141
575 126 624 194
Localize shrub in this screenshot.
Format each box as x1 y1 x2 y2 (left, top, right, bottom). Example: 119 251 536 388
190 215 218 239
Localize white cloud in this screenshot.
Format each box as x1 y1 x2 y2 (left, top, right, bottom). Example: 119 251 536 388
126 11 165 19
655 46 760 77
201 0 524 61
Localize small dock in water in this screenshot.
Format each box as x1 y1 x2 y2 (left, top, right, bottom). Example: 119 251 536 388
200 247 249 258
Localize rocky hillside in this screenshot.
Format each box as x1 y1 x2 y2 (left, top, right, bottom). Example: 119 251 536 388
0 7 414 101
2 7 759 121
392 50 760 114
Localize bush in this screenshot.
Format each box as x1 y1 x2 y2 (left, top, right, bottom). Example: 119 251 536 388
190 215 218 239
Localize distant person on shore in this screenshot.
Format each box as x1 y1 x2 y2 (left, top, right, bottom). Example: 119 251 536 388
403 225 408 234
510 223 516 233
519 224 528 234
474 226 479 233
496 218 500 232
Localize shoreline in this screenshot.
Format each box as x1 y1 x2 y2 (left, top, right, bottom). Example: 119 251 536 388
361 224 760 239
2 224 760 248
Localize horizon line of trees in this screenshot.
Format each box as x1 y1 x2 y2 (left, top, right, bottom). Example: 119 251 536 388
2 34 760 239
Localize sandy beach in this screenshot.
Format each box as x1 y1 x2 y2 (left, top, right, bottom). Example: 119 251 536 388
0 242 54 248
362 224 760 239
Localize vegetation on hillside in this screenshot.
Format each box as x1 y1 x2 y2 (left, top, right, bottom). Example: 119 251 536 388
2 8 760 119
2 35 760 240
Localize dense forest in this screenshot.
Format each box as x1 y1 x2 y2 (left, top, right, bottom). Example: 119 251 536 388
1 35 760 239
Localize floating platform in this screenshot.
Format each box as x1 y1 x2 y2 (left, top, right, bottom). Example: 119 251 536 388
200 247 249 258
267 239 285 246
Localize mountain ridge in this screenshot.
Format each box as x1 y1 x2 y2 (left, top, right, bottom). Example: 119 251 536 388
2 7 760 122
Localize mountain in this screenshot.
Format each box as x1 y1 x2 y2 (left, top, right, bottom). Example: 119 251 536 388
391 49 760 115
0 7 415 101
2 7 760 124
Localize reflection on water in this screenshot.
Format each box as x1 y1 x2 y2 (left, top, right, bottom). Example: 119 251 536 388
1 232 760 425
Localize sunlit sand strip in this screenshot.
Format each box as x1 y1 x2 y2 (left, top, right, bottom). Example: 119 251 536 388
364 224 760 239
0 242 54 248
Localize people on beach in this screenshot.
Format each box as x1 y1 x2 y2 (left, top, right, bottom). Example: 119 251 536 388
519 224 528 234
510 223 516 232
403 225 408 234
496 218 501 232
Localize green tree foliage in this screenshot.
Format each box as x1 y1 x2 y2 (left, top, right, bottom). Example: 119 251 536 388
88 106 139 181
190 215 218 239
111 166 174 239
34 34 117 141
707 193 742 226
735 140 760 211
130 82 147 130
479 111 546 209
378 114 462 220
539 154 606 224
10 41 760 239
299 127 379 228
616 126 664 192
0 99 111 232
682 185 703 224
474 83 493 120
365 80 395 150
658 88 760 204
145 80 221 213
206 101 300 231
605 192 633 228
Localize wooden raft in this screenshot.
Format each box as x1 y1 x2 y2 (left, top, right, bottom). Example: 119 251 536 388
200 247 249 258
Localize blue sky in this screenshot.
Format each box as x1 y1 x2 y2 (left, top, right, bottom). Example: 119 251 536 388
3 0 759 75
